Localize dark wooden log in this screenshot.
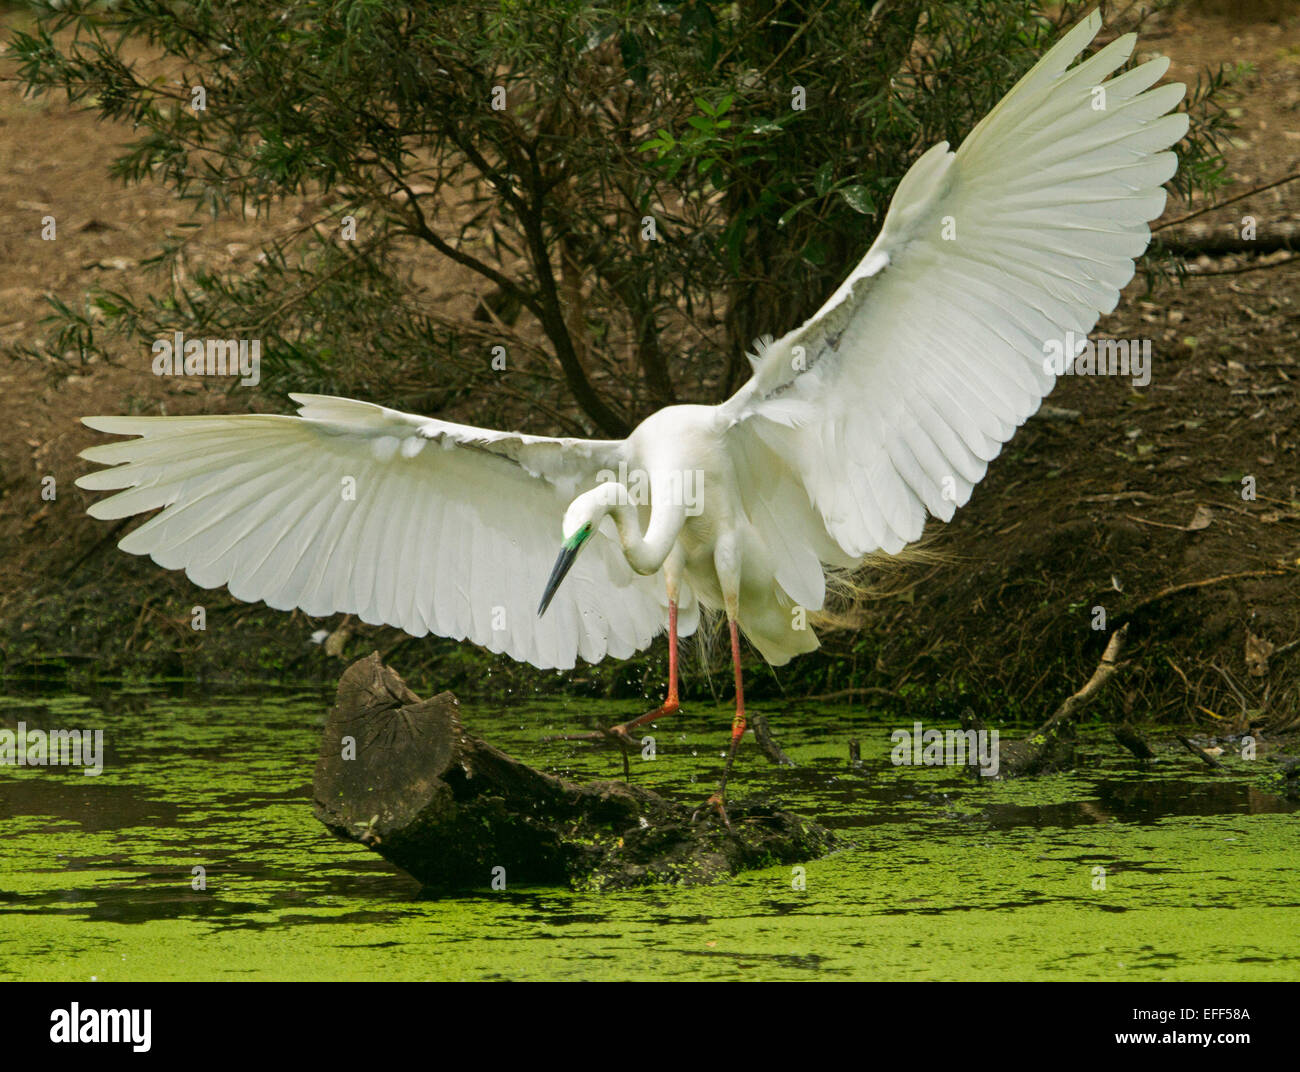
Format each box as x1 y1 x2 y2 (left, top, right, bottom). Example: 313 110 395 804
312 653 835 891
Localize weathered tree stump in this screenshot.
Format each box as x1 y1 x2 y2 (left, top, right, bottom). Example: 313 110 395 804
312 653 836 891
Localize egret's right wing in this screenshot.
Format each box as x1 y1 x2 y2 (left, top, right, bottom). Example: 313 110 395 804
721 12 1186 576
76 394 668 669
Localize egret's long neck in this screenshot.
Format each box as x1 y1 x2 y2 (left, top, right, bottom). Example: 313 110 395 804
605 485 685 576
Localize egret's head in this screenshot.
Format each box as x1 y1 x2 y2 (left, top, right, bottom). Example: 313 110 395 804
537 491 605 617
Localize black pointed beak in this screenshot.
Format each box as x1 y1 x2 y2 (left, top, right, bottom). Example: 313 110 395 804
538 542 581 617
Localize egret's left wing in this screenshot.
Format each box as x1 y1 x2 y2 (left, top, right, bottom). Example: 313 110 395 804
721 12 1186 567
75 393 670 669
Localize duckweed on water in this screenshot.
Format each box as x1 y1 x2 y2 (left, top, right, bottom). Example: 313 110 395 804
0 689 1296 980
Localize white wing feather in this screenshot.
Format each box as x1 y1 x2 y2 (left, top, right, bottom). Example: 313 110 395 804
722 11 1187 563
75 393 668 669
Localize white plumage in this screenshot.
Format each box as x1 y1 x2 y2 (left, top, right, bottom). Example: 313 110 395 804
77 13 1185 795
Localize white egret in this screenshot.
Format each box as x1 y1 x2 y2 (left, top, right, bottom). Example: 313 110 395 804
76 13 1186 820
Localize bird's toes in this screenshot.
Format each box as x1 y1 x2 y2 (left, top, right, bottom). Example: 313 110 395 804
601 724 638 752
690 793 732 830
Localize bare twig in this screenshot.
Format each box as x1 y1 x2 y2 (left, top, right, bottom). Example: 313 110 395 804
1165 655 1192 691
750 711 795 767
1154 171 1300 232
1176 734 1222 770
1210 661 1252 717
1124 513 1197 531
1183 254 1300 279
1039 624 1129 734
1121 569 1290 623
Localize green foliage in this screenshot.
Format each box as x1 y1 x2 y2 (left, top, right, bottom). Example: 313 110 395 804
8 0 1229 435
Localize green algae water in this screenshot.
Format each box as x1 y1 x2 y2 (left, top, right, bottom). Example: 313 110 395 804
0 686 1296 981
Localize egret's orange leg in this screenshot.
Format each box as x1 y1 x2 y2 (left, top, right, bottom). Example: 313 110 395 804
605 598 681 741
694 617 745 830
551 599 681 757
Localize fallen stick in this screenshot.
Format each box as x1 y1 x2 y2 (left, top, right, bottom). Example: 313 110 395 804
1114 723 1157 762
1176 734 1223 771
1040 624 1130 733
1271 636 1300 660
1152 170 1300 232
1120 569 1289 624
749 710 795 767
986 625 1129 779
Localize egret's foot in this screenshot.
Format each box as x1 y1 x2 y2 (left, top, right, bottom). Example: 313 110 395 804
543 724 634 780
546 703 680 783
547 723 638 751
690 792 733 832
545 701 678 753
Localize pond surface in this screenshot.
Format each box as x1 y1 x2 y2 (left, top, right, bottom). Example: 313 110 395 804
0 686 1296 980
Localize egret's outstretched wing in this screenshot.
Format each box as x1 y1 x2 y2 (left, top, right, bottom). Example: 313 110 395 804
76 394 667 669
722 11 1186 573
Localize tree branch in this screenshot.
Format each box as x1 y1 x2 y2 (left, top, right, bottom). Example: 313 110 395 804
518 142 630 437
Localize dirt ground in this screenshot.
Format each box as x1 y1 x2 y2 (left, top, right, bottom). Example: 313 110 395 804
0 3 1297 729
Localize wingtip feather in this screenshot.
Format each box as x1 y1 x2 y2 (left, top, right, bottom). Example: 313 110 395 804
81 415 142 435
